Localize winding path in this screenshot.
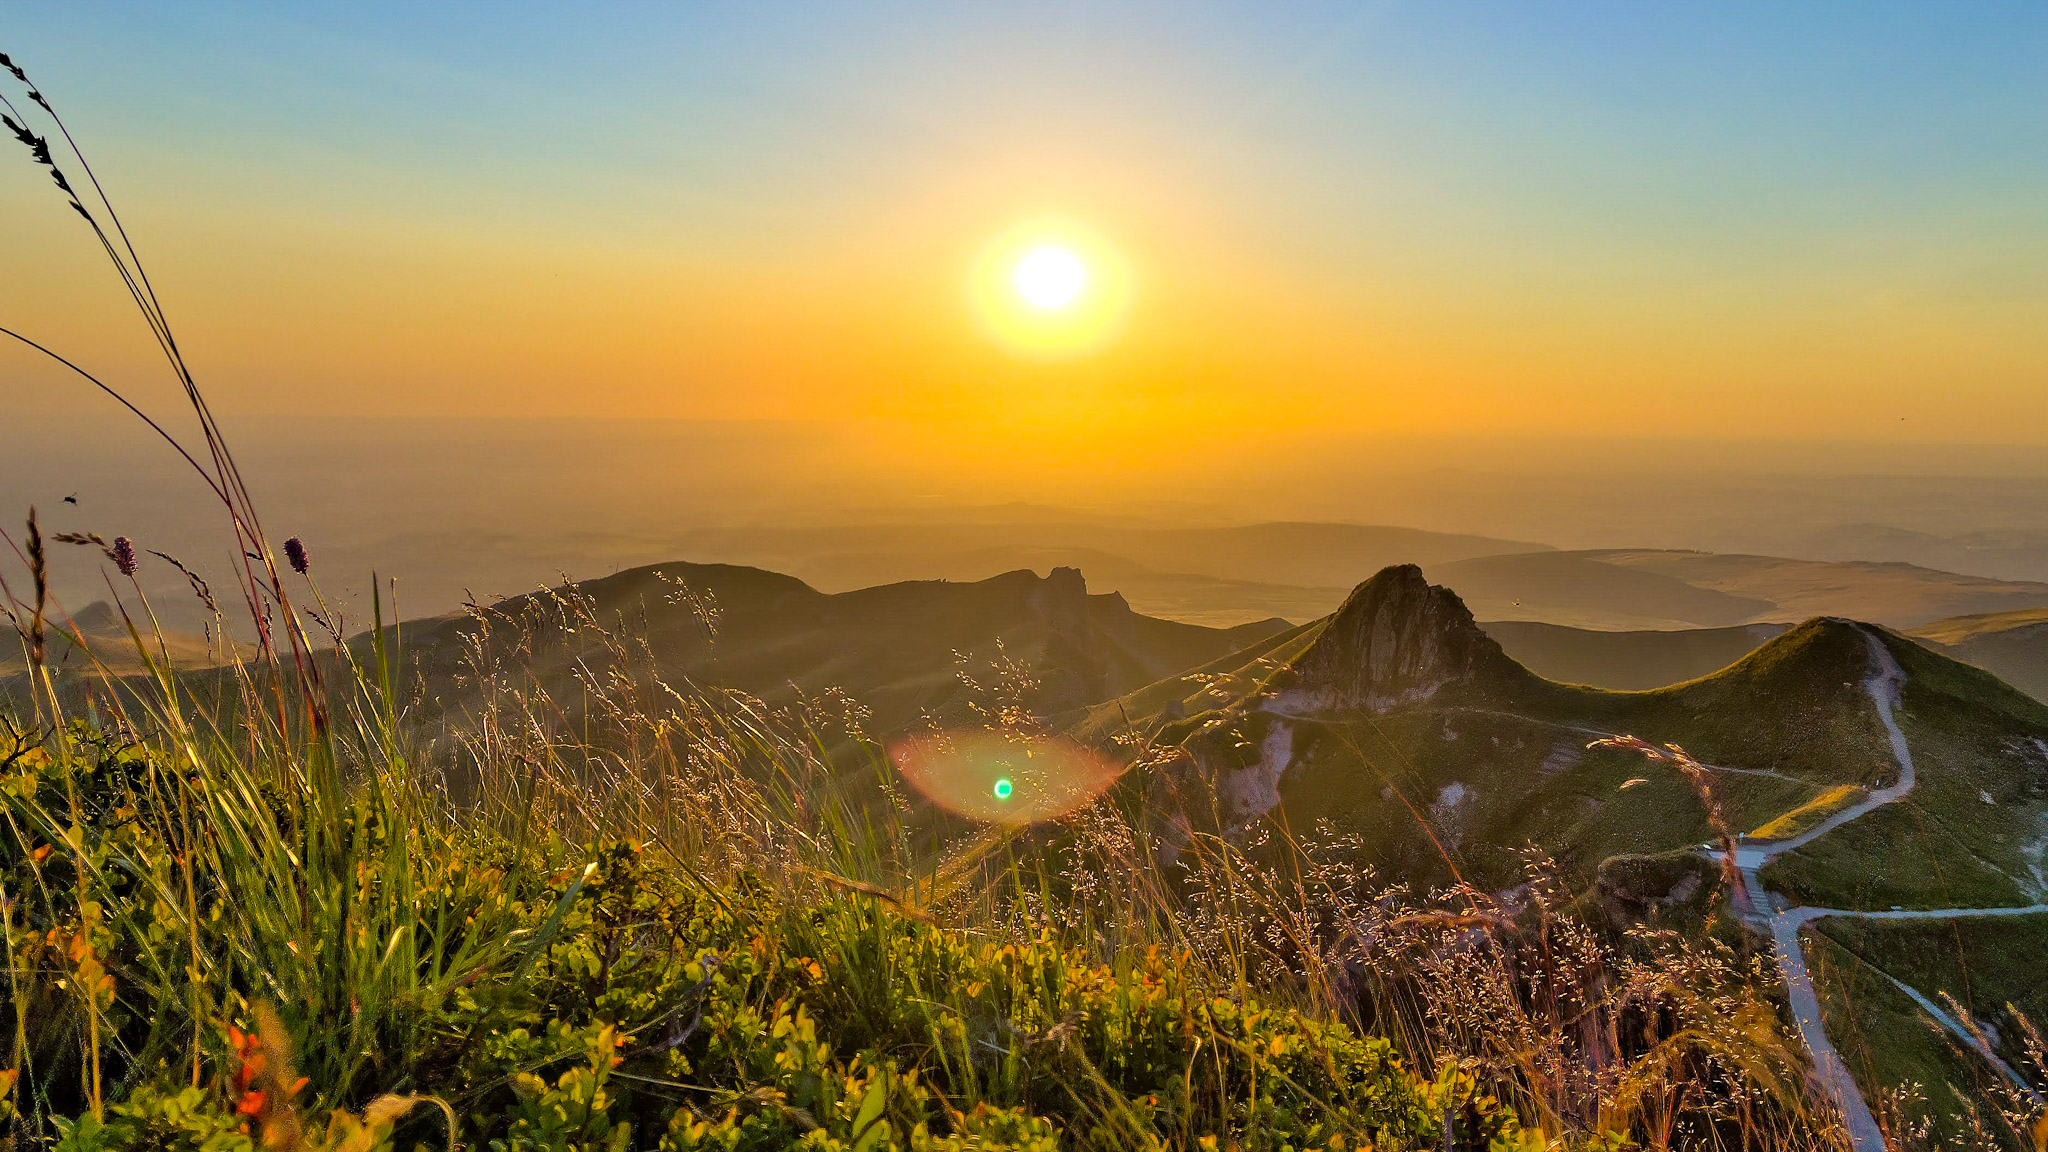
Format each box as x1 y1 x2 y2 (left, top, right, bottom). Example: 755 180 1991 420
1718 626 2048 1151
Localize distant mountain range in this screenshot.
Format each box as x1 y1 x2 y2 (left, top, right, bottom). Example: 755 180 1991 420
1432 548 2048 630
670 522 2048 630
368 562 1289 736
1478 620 1793 690
662 521 1549 627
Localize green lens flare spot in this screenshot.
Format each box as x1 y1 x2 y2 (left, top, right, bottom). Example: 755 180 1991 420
993 777 1014 800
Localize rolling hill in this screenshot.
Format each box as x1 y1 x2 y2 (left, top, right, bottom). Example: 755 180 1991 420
1909 606 2048 704
1084 564 2048 908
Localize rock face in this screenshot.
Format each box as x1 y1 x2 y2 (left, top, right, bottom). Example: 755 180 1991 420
1278 564 1516 713
1027 566 1092 639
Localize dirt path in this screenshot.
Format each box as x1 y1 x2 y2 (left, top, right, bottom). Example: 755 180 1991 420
1873 971 2038 1097
1721 626 2048 1151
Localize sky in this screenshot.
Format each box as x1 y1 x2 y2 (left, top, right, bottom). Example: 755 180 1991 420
3 2 2048 474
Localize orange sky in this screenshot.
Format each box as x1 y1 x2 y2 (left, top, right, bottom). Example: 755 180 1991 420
3 4 2047 464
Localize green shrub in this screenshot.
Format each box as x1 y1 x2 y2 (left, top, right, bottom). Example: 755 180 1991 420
0 725 1520 1151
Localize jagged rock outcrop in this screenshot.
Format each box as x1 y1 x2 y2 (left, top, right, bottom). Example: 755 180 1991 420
1275 564 1517 713
1027 566 1092 639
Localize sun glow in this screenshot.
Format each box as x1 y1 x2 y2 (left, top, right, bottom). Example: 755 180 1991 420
1012 245 1087 309
970 221 1131 359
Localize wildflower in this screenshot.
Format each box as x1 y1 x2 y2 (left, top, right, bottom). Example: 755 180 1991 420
283 536 309 574
111 535 137 576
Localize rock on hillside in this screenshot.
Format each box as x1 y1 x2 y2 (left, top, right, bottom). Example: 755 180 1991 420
1276 565 1523 713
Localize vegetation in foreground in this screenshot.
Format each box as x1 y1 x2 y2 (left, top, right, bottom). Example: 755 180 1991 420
0 709 1509 1151
0 593 1835 1151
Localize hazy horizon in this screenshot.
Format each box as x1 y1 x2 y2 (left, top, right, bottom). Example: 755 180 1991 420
11 416 2048 635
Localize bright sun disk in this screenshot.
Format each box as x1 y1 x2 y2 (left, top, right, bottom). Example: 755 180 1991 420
1012 244 1087 309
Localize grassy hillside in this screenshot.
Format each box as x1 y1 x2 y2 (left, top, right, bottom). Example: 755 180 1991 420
1807 914 2048 1145
1071 566 2048 1142
1083 583 1915 893
0 695 1539 1151
1757 632 2048 911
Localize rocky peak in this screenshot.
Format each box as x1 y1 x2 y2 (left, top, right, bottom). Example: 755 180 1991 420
1277 565 1512 713
1026 566 1091 638
69 600 122 634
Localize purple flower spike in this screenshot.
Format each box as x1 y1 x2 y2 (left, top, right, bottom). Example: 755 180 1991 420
284 536 309 575
111 536 138 576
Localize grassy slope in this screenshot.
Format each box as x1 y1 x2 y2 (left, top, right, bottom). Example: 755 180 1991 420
0 720 1514 1151
1760 632 2048 911
1073 604 2048 1142
1084 614 2048 914
1807 915 2048 1144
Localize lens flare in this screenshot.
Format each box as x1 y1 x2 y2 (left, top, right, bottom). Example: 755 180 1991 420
889 731 1120 825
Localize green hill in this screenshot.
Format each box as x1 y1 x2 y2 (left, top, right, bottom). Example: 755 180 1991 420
1086 565 2048 899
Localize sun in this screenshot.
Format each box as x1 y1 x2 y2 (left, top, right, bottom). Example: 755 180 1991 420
970 221 1131 359
1012 244 1087 309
